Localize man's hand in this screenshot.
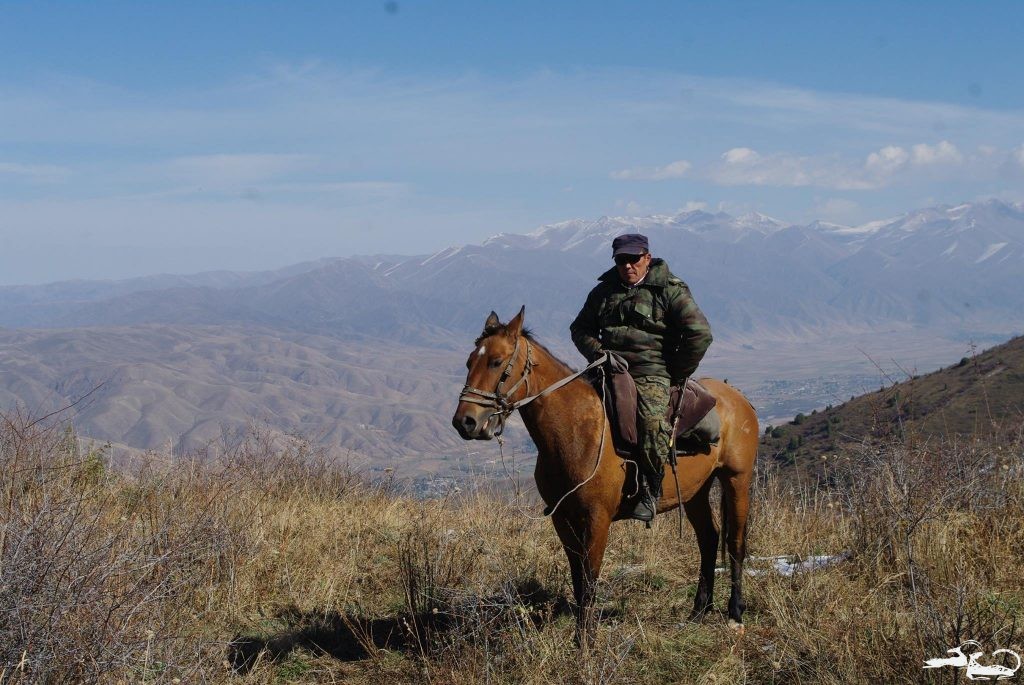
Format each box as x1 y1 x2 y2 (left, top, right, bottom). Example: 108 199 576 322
668 376 688 420
607 352 630 374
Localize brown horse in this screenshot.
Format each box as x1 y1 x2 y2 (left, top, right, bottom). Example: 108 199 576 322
452 307 759 643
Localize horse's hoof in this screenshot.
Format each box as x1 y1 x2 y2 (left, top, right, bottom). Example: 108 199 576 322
727 619 745 635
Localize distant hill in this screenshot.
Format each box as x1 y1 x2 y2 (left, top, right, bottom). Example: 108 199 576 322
0 324 510 475
760 335 1024 468
1 199 1023 470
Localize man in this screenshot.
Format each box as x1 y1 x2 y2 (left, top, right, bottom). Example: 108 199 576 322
570 233 712 522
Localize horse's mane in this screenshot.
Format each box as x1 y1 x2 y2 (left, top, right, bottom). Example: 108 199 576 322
475 325 577 376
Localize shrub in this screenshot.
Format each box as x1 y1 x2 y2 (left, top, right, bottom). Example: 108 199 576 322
0 410 257 682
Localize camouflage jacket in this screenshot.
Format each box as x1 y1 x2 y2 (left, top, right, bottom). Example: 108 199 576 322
570 259 712 381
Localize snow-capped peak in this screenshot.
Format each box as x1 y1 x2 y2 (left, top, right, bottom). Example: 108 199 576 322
735 211 787 234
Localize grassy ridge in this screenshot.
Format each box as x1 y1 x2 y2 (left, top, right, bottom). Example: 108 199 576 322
2 410 1023 683
761 335 1024 470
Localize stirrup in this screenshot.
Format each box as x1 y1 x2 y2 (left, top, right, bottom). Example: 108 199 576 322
626 488 657 525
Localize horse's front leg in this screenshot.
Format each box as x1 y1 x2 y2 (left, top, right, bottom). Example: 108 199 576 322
552 509 611 648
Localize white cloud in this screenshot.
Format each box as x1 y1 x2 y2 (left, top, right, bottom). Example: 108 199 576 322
266 181 407 195
611 159 691 181
910 140 962 165
864 146 909 177
1013 144 1024 167
166 153 314 188
703 140 998 190
613 199 649 214
678 200 707 212
0 161 70 182
722 147 760 165
4 63 1024 281
709 147 872 190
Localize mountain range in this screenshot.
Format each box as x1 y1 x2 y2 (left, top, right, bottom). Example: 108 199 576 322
1 199 1022 475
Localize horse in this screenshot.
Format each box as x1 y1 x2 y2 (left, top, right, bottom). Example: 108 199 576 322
452 307 759 644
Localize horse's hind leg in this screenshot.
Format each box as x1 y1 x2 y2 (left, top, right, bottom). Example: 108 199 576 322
718 469 751 629
683 478 719 619
551 510 611 648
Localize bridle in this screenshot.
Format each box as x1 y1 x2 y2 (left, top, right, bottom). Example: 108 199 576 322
457 333 611 438
458 335 535 436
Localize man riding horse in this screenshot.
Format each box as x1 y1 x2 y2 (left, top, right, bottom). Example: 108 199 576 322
570 233 712 523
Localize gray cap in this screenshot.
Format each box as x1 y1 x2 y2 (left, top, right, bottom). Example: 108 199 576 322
612 233 649 256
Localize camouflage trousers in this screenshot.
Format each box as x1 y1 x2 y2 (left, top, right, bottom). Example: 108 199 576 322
634 375 672 486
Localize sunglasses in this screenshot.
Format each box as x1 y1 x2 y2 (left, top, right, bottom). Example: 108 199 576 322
614 253 646 266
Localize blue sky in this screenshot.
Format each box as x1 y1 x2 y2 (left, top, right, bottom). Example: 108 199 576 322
2 1 1023 284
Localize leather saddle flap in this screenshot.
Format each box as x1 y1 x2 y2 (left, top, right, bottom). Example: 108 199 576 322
668 379 717 438
589 367 638 458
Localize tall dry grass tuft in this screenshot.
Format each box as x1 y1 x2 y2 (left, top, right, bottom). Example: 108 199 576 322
0 409 266 682
386 490 641 685
744 433 1024 684
0 411 366 682
844 436 1024 678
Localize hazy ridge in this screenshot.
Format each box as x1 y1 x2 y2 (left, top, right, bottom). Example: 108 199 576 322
1 199 1023 469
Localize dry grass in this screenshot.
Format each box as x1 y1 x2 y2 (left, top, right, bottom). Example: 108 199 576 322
2 409 1023 684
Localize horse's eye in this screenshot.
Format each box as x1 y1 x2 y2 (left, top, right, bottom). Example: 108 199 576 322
488 357 503 369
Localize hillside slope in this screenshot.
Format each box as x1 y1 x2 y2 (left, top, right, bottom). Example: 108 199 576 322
761 335 1024 466
0 324 529 472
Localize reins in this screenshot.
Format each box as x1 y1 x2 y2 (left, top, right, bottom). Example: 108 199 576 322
459 338 612 519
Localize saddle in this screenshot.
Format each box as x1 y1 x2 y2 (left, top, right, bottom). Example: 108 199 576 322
668 379 720 455
593 363 720 458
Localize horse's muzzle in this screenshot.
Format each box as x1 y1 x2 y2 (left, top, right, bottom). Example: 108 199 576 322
452 410 496 440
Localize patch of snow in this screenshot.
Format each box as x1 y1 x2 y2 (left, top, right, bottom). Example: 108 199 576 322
720 552 852 577
736 211 787 233
808 220 852 232
975 242 1008 263
420 246 461 266
947 203 972 218
843 217 897 235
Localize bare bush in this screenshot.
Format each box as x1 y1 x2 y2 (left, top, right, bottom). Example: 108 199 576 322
0 411 257 682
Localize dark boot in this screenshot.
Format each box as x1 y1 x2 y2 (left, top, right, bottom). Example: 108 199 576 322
628 466 663 524
628 481 657 523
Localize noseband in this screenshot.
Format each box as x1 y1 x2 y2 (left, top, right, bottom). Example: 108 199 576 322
458 336 535 435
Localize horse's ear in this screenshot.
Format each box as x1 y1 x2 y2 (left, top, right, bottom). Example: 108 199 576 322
483 311 500 331
506 305 525 337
